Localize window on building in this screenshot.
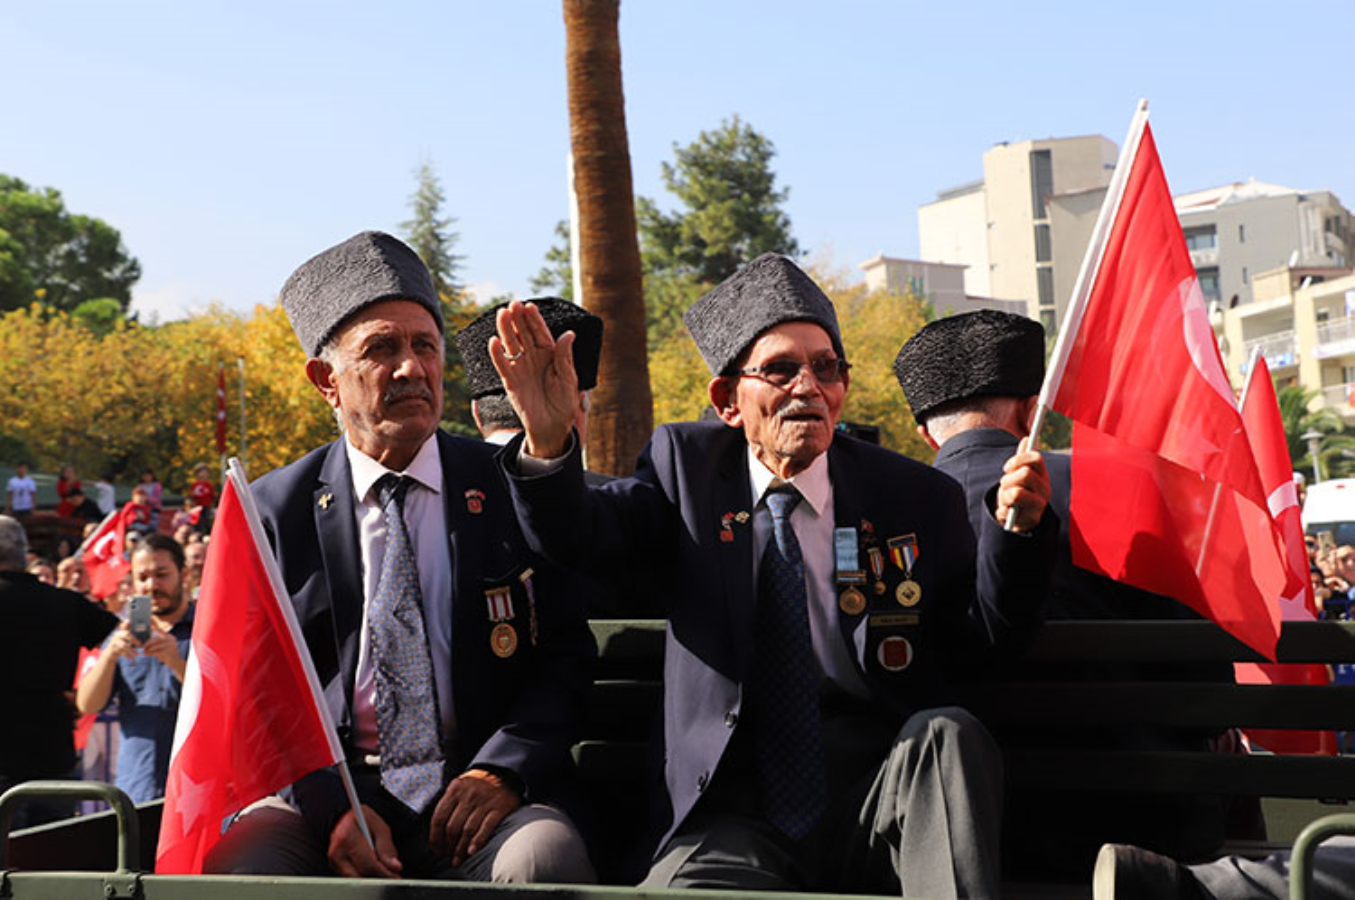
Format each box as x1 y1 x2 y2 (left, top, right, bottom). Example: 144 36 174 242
1184 226 1218 251
1034 224 1052 262
1238 224 1246 244
1037 267 1055 307
1196 267 1221 301
1242 267 1248 285
1030 149 1053 220
1040 309 1057 334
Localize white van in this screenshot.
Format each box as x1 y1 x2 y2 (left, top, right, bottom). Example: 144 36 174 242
1302 477 1355 547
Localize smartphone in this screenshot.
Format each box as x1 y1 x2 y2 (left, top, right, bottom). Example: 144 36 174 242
1318 531 1336 556
128 594 152 644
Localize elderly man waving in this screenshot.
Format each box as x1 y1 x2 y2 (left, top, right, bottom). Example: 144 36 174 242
492 253 1055 898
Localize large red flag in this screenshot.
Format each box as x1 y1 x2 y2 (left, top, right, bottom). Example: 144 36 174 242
215 366 227 456
81 507 130 599
1234 356 1335 754
1044 107 1285 658
156 461 345 874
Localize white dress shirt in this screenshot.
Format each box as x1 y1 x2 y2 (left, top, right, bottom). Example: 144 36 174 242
346 435 455 755
746 448 870 699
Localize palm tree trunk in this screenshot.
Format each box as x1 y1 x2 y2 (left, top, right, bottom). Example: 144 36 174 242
563 0 653 476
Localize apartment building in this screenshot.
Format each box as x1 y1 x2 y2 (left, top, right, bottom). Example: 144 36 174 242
857 254 1026 318
918 135 1117 331
1215 264 1355 421
1177 180 1352 308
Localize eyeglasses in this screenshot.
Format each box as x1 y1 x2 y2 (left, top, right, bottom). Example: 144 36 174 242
736 357 851 387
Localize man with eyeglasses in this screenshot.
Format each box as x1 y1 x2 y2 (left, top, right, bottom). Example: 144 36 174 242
490 253 1056 897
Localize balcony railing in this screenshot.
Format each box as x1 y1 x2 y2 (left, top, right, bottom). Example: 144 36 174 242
1242 331 1298 369
1316 316 1355 359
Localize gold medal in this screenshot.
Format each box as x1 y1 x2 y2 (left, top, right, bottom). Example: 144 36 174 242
838 586 866 616
895 579 922 607
874 581 886 595
490 622 519 658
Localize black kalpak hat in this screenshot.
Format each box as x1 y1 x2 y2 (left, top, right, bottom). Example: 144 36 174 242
683 253 844 375
456 297 604 399
893 310 1045 420
279 231 443 358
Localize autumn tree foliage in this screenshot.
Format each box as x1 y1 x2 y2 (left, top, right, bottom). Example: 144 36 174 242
0 303 335 488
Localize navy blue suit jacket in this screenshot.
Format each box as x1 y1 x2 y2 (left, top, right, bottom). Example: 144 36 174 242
504 421 1053 853
252 430 595 839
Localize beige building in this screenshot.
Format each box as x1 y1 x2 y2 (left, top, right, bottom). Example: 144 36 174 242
1216 264 1355 421
918 135 1117 332
1177 180 1352 308
857 254 1026 318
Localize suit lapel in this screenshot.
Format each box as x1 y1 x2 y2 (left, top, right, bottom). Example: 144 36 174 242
713 434 757 679
315 441 364 711
827 440 871 678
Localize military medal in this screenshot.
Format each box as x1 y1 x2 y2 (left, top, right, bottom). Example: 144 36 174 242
519 567 539 647
886 535 921 607
839 586 866 616
867 547 886 594
490 622 518 658
485 586 517 657
464 488 485 515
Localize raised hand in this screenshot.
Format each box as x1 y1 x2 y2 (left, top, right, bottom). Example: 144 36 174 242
490 301 580 460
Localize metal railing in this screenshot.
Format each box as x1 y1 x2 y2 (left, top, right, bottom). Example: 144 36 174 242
1243 331 1299 368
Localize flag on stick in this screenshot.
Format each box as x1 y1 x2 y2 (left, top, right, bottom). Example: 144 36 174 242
1033 100 1285 659
1234 355 1334 754
81 507 130 600
155 459 348 874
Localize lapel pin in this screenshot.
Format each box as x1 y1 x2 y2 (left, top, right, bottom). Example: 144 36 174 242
465 488 485 515
318 492 333 510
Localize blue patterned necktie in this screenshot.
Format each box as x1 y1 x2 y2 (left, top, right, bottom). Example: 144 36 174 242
750 486 828 839
370 473 444 812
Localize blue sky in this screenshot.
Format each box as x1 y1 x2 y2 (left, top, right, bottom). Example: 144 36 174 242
6 1 1352 322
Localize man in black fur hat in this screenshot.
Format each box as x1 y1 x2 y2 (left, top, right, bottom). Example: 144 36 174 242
456 298 602 450
204 231 596 884
896 310 1261 883
491 253 1056 897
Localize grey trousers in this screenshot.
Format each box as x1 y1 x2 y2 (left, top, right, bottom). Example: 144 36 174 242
1187 838 1355 900
642 706 1004 899
203 797 596 883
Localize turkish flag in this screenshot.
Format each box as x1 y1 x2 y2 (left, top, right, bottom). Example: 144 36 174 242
81 507 130 600
1051 119 1285 658
215 366 227 456
155 463 344 874
1233 357 1335 754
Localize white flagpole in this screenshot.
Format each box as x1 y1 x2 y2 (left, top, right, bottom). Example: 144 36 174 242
1238 346 1264 412
1006 98 1151 531
224 458 374 852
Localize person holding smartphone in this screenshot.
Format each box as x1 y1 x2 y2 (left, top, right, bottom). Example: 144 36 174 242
76 533 192 803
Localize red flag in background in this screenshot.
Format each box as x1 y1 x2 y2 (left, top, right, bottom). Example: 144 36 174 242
215 366 227 456
81 507 130 599
1234 356 1335 754
156 462 345 874
1044 107 1285 658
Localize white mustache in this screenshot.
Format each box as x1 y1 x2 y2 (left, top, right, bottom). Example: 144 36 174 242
776 401 827 420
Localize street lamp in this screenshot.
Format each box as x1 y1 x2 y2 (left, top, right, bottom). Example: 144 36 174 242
1301 429 1324 484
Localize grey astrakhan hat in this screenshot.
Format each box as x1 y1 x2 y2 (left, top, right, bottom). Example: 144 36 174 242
279 230 444 357
456 297 604 399
683 253 844 375
893 310 1045 420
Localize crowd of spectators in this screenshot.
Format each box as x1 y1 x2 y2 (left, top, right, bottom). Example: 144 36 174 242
0 462 218 825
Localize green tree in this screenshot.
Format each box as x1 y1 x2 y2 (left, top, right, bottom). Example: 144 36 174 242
0 175 141 314
400 161 464 296
1276 382 1355 480
637 116 799 287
